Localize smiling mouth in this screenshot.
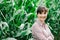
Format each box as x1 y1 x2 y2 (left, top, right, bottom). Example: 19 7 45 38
40 17 46 18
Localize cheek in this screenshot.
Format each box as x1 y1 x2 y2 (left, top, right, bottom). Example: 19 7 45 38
44 14 47 17
37 14 48 18
39 15 47 17
37 14 41 18
43 14 47 17
45 14 48 17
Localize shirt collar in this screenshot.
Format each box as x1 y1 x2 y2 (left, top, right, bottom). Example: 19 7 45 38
36 18 45 26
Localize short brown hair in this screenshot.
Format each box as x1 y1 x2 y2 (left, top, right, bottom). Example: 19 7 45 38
37 6 47 14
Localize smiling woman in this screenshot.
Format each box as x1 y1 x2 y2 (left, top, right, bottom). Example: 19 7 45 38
37 6 48 24
32 6 54 40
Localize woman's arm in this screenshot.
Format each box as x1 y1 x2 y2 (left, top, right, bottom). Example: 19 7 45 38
48 36 53 40
34 31 48 40
50 33 54 40
46 24 54 40
32 25 48 40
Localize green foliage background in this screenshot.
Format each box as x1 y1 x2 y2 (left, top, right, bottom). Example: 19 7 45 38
0 0 60 40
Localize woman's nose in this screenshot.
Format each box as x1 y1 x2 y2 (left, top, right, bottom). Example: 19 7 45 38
41 14 46 16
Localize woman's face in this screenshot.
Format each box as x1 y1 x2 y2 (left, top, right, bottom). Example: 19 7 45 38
37 11 48 22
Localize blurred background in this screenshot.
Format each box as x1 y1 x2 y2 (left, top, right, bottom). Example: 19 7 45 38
0 0 60 40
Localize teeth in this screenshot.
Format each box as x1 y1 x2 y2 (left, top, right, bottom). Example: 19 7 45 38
40 17 45 18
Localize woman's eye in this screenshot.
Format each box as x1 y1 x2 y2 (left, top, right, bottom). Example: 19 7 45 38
44 12 47 14
39 12 42 14
40 13 42 14
44 12 46 14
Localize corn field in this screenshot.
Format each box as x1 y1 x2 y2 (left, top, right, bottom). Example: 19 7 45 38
0 0 60 40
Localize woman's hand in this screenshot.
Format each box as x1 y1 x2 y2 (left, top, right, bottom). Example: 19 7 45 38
48 36 53 40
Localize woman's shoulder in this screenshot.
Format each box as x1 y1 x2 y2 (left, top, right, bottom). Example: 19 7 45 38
32 22 39 28
31 22 42 32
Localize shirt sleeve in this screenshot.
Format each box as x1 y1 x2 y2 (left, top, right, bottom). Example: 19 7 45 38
50 32 54 40
32 24 48 40
46 24 54 40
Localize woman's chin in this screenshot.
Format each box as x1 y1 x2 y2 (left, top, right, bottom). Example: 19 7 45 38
40 19 45 22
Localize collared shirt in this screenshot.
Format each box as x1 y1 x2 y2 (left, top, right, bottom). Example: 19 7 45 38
32 19 54 40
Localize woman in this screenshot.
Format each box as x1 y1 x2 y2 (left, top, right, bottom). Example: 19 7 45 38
32 6 54 40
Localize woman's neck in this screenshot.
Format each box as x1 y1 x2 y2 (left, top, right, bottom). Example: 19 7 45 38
40 20 45 24
38 19 45 24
